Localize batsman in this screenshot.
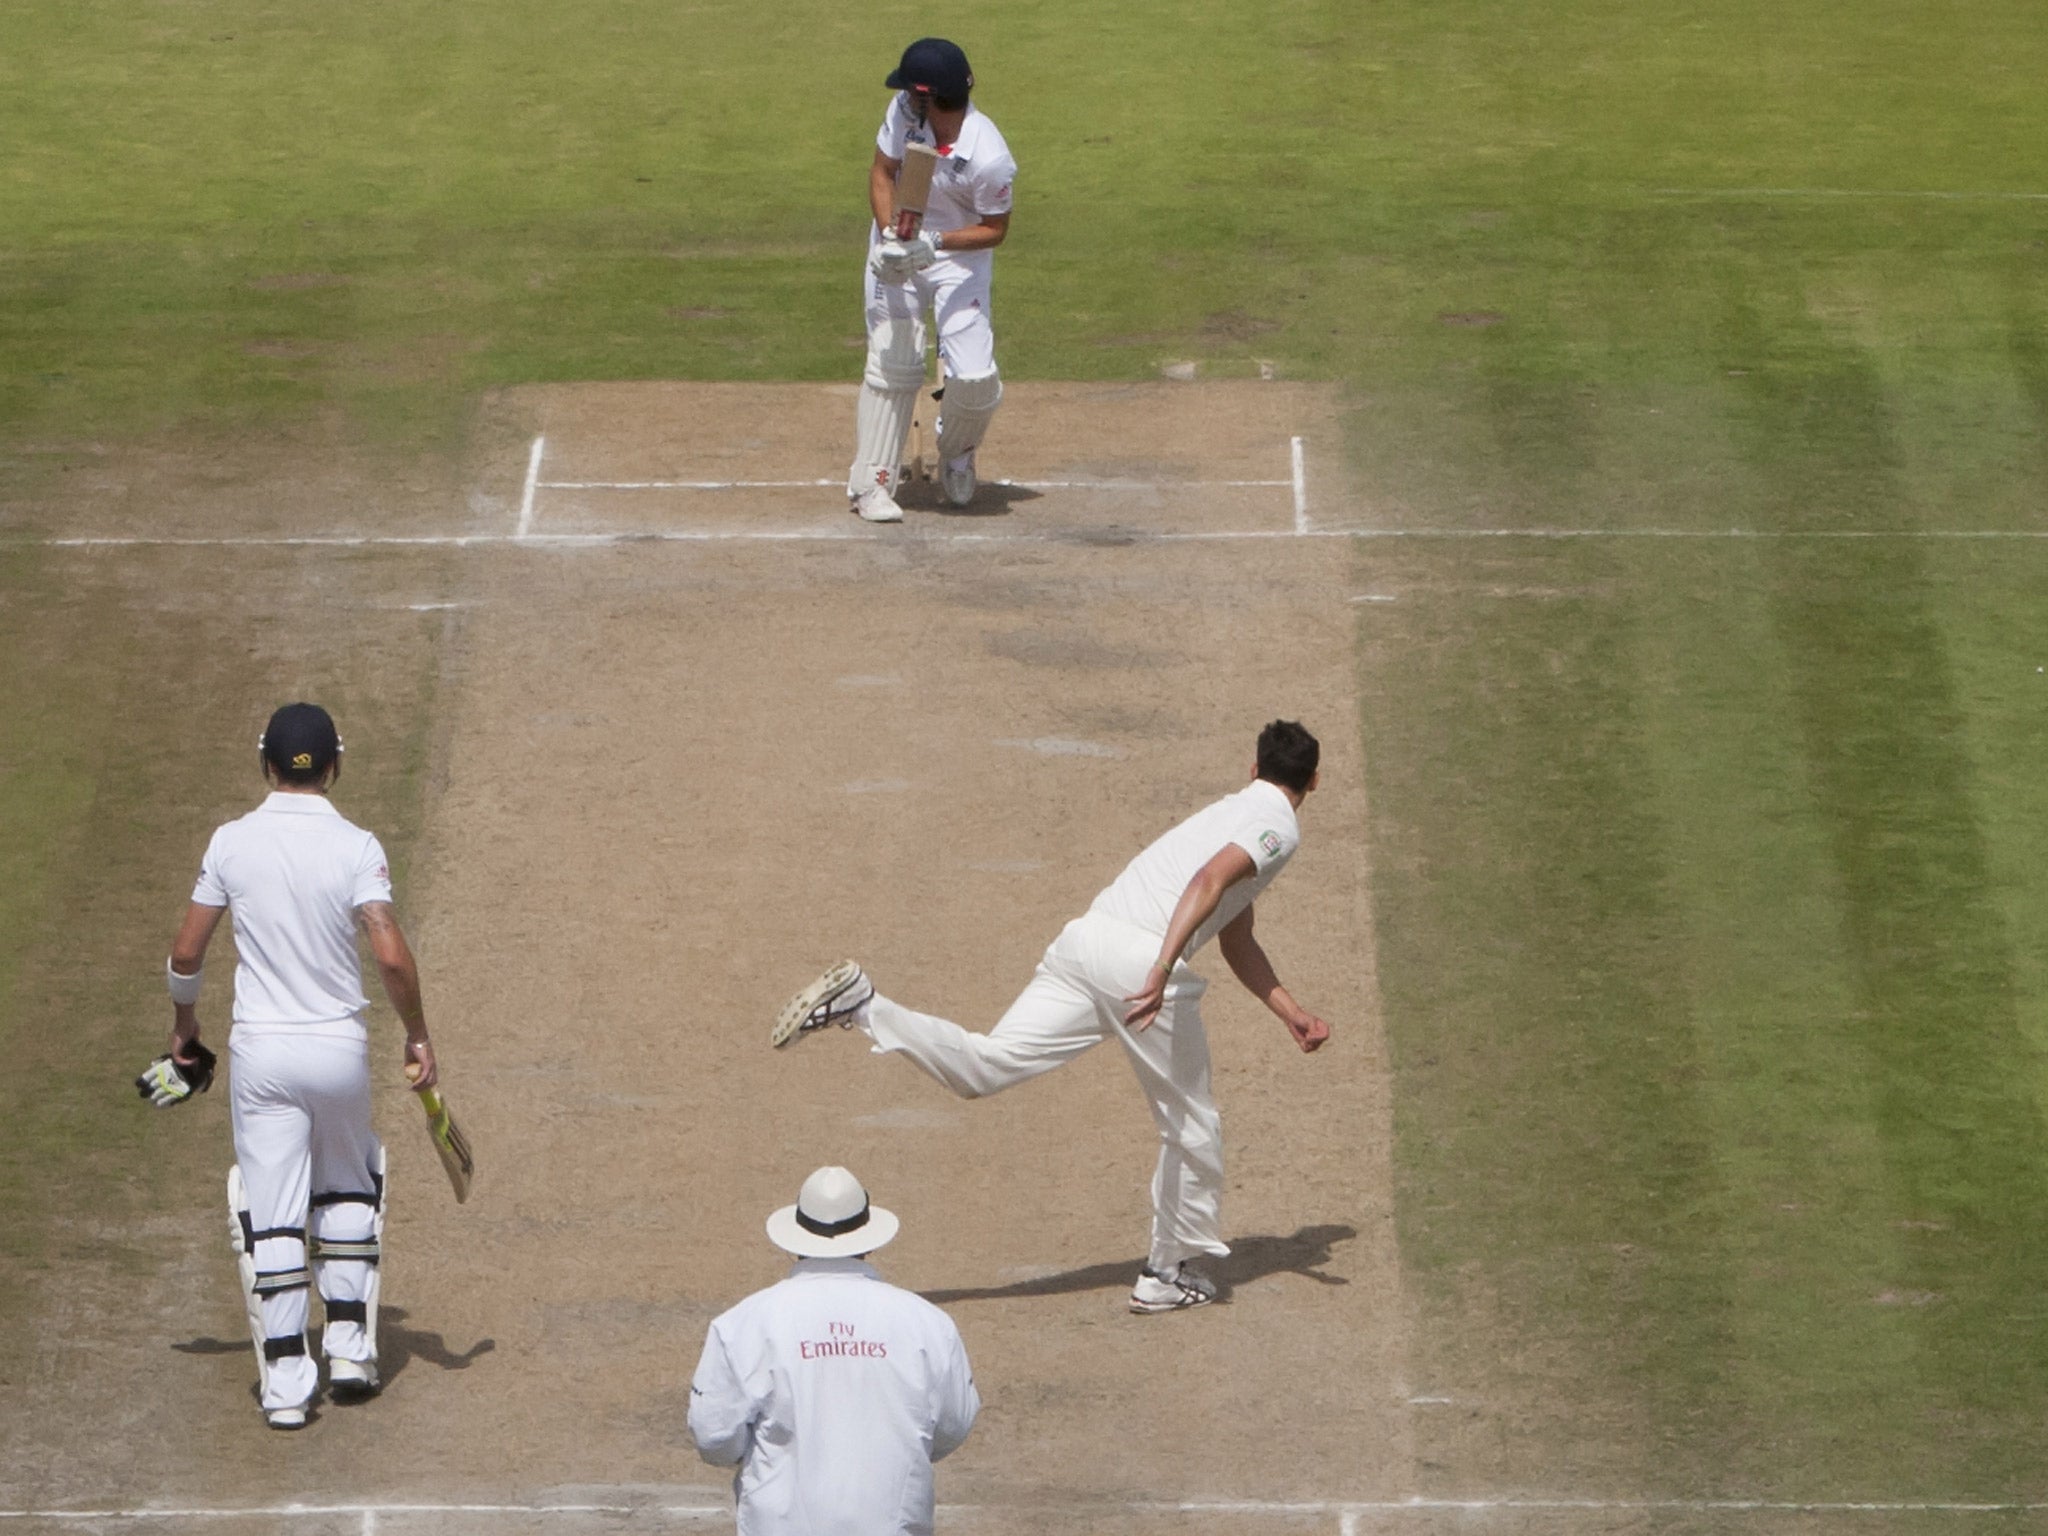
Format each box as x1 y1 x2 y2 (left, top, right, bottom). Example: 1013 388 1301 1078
848 37 1016 523
138 704 442 1428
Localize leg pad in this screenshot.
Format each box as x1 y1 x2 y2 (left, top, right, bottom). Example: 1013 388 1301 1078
935 370 1002 462
850 384 919 501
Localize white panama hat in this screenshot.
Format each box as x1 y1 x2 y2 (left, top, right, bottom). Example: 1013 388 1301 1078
766 1166 900 1259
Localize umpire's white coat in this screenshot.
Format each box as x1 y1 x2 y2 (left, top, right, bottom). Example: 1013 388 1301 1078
688 1258 979 1536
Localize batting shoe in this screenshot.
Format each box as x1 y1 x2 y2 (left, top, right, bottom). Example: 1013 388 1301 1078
940 450 977 508
772 960 874 1049
1129 1261 1220 1315
265 1403 310 1430
852 486 904 523
328 1358 381 1399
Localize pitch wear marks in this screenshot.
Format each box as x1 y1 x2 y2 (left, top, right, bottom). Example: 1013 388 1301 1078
689 1257 979 1536
193 792 393 1038
861 779 1303 1274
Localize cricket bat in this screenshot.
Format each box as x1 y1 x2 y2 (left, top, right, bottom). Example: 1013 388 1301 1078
406 1064 474 1203
892 142 940 239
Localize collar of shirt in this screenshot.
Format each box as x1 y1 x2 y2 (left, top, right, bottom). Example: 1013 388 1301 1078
787 1257 881 1280
1245 777 1298 823
935 106 997 165
259 791 342 817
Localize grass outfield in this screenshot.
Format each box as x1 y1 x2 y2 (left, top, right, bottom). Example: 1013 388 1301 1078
7 0 2048 1507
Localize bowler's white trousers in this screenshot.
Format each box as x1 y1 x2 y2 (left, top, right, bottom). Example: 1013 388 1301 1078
229 1028 382 1410
865 911 1228 1274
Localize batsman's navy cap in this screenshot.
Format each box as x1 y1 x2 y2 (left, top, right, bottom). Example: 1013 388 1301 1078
886 38 973 102
260 702 342 778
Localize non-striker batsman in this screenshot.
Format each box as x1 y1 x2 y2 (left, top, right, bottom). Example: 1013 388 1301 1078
141 703 442 1428
848 38 1016 523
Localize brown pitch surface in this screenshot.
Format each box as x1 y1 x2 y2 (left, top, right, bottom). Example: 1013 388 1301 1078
1 383 1412 1532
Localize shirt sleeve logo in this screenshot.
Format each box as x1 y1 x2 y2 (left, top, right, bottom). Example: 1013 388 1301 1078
1259 830 1283 857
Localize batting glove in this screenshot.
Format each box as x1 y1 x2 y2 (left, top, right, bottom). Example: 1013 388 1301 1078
868 241 914 282
135 1040 217 1107
899 230 941 270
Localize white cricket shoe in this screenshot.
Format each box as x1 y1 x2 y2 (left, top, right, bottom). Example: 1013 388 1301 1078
940 451 977 508
772 960 873 1048
852 486 904 523
1129 1261 1220 1314
265 1404 309 1430
329 1358 380 1398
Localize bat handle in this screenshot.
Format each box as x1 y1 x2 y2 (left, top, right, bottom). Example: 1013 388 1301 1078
893 211 922 241
404 1061 439 1112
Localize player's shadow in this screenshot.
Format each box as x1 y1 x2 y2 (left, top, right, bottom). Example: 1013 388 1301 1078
919 1222 1356 1305
908 480 1043 518
171 1306 494 1389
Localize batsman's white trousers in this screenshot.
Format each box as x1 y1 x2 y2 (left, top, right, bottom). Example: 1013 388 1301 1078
863 254 998 382
229 1028 382 1409
865 911 1228 1274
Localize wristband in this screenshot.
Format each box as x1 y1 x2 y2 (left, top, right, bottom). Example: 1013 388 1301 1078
166 958 204 1007
1153 958 1174 974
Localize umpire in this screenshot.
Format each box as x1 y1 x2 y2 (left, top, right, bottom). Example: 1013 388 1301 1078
688 1167 980 1535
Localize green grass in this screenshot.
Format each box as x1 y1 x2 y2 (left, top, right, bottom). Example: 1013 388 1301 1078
6 0 2048 1505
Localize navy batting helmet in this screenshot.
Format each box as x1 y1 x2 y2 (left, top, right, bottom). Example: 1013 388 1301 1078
886 38 973 105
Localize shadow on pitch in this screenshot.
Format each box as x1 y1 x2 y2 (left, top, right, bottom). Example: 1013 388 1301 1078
901 479 1043 518
919 1222 1357 1305
171 1306 494 1388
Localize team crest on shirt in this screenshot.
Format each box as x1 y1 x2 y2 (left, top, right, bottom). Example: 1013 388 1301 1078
1259 830 1282 857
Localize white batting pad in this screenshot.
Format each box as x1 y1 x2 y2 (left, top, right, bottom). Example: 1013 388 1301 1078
863 314 928 393
935 369 1003 461
849 383 919 500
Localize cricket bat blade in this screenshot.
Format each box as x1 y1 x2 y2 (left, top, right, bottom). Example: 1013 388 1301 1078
407 1066 474 1203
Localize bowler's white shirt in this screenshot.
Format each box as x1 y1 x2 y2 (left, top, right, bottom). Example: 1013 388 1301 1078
1089 778 1301 953
874 95 1016 272
191 792 392 1038
689 1258 979 1536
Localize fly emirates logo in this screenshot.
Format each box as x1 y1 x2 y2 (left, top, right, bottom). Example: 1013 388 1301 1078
800 1320 888 1360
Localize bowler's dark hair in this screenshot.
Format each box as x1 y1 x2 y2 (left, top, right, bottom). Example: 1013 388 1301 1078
1255 720 1319 792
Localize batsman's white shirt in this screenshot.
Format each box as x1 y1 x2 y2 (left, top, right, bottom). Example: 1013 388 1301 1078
874 95 1015 265
192 792 392 1040
1090 777 1301 950
689 1258 979 1536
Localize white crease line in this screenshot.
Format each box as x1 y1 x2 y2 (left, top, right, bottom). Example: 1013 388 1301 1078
0 1506 703 1520
1292 436 1309 535
516 435 546 540
11 1497 2048 1520
1164 1499 2048 1514
538 478 1292 491
1653 187 2048 202
28 526 2048 551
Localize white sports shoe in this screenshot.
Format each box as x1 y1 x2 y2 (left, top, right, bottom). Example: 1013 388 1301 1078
265 1404 309 1430
771 961 874 1049
940 451 976 508
329 1358 380 1398
1129 1261 1220 1314
852 486 904 523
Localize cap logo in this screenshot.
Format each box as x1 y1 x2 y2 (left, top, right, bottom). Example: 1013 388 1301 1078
292 753 314 769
